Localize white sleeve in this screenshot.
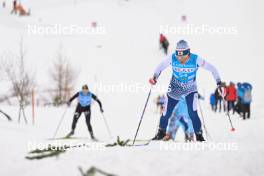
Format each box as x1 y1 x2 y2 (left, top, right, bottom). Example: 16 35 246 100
197 56 221 84
153 54 172 79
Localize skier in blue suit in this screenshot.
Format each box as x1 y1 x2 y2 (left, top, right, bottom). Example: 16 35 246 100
149 40 222 141
66 84 103 139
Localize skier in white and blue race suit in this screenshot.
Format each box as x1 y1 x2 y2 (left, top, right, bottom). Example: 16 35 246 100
149 40 222 141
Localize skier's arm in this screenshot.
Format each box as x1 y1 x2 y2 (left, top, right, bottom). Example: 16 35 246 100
197 56 221 84
152 54 172 80
92 94 103 111
68 92 79 103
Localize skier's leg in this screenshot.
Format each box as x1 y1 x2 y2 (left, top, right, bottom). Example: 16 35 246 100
160 96 178 130
71 108 81 134
166 114 177 135
172 122 180 140
181 114 195 142
153 95 178 140
85 110 92 132
178 117 189 141
182 115 194 135
84 109 94 139
164 115 176 141
179 117 188 132
185 92 204 141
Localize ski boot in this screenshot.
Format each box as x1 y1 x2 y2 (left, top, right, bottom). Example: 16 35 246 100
163 133 172 141
185 133 195 142
65 130 74 138
152 128 166 140
89 131 97 141
195 132 205 142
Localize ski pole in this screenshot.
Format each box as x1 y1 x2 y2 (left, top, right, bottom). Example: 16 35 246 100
0 109 12 121
52 106 68 139
226 110 235 131
197 99 213 141
101 113 113 139
219 87 236 132
132 87 152 145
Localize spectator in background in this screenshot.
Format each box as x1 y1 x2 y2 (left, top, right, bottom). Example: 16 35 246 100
235 82 243 116
210 93 216 112
2 1 6 8
214 87 222 112
241 82 252 120
159 34 169 55
226 82 237 114
11 0 17 14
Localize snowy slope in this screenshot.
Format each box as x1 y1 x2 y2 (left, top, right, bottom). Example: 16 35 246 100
1 0 264 175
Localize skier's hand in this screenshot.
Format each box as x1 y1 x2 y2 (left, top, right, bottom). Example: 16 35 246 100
149 77 157 85
100 107 104 113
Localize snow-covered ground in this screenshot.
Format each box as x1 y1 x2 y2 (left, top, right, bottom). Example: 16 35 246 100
1 0 264 175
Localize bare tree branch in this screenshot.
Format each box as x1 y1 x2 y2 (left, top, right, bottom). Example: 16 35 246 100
49 47 78 106
1 38 35 123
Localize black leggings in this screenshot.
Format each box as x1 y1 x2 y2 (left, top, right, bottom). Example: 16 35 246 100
71 105 93 133
227 101 235 113
241 104 251 119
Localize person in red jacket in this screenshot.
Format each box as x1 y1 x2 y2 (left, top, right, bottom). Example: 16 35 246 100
159 34 169 55
226 82 237 114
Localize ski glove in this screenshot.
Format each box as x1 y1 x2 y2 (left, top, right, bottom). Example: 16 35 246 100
149 77 157 85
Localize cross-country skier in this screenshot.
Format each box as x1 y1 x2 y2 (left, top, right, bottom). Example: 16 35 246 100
149 40 222 141
66 84 104 140
163 95 194 142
